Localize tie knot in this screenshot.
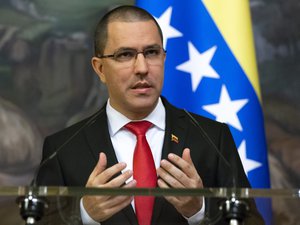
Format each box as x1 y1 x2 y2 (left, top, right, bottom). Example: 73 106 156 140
125 121 152 136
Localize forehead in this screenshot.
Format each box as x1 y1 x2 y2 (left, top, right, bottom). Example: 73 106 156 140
105 20 162 50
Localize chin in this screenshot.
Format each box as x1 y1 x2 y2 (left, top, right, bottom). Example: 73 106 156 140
130 97 158 113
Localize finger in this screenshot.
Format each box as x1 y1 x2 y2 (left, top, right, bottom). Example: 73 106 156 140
157 177 169 188
99 196 134 221
102 179 136 209
98 179 137 209
157 178 183 207
88 152 107 182
157 165 185 188
84 195 134 222
181 148 198 179
167 151 198 179
96 194 133 211
158 160 189 188
83 180 136 222
93 162 128 186
182 148 193 164
182 148 203 187
122 179 137 188
181 149 204 188
158 179 193 204
103 169 133 187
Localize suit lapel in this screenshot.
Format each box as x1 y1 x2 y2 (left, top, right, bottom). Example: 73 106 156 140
83 106 119 168
161 97 188 161
152 97 189 223
83 106 138 224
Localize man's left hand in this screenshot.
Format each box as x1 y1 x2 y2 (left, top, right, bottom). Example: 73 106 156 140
157 148 203 218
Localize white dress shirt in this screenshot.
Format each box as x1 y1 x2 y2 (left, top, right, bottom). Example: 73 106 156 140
107 98 166 176
80 98 204 225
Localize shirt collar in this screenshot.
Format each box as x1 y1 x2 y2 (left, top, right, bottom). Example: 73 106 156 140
106 97 166 137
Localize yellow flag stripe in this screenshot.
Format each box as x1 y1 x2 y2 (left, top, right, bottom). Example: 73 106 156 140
202 0 262 101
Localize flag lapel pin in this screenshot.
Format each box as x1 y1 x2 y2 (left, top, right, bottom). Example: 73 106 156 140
171 134 179 143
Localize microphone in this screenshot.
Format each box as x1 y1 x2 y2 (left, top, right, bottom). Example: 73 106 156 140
17 108 104 225
183 109 249 225
32 107 104 186
183 109 236 187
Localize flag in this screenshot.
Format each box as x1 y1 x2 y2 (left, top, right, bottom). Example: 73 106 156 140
136 0 271 223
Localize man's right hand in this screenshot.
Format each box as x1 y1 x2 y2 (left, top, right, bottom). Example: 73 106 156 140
82 152 136 222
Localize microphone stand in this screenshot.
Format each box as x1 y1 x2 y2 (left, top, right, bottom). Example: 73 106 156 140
183 110 250 224
219 195 249 225
16 109 103 224
16 189 48 225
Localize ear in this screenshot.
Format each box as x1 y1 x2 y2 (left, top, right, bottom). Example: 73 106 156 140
91 57 106 83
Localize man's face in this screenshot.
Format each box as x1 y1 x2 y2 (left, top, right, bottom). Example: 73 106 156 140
92 20 165 120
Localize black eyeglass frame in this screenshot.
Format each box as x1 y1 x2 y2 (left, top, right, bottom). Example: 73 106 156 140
96 46 167 61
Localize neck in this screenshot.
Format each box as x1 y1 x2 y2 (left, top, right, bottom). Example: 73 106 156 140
120 106 155 120
108 99 159 121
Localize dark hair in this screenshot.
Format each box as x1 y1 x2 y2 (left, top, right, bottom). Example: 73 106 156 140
93 5 163 56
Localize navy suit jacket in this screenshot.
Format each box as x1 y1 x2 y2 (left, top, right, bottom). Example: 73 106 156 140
37 97 264 225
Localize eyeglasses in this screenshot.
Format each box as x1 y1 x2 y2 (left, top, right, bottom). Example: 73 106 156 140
97 46 166 66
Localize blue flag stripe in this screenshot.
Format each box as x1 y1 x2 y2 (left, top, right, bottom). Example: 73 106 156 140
136 0 271 223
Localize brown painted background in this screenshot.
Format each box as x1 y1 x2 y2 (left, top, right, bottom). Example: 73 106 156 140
0 0 299 224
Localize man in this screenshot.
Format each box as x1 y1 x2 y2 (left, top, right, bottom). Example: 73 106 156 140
37 5 264 225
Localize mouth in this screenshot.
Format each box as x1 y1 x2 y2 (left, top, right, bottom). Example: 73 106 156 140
132 82 151 89
131 82 152 94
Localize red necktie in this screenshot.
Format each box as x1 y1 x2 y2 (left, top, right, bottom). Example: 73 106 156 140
125 121 157 225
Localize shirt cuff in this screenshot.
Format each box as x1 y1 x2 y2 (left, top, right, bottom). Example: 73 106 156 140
80 197 204 225
184 198 206 225
80 198 101 225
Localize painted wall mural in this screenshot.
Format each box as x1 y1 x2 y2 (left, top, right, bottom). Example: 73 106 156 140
0 0 299 224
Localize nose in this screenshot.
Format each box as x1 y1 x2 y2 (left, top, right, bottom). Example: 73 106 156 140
133 53 149 75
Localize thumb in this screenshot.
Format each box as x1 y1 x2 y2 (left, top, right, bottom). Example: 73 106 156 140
182 148 193 164
89 152 107 180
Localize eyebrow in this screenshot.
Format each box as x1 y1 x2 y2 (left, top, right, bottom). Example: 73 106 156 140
113 44 162 53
